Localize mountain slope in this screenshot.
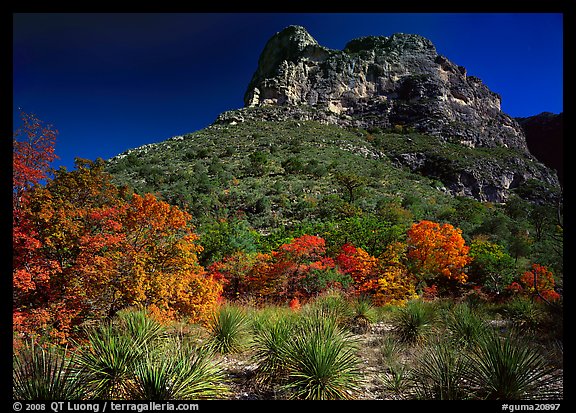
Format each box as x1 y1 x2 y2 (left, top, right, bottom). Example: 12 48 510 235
106 26 561 236
107 116 455 228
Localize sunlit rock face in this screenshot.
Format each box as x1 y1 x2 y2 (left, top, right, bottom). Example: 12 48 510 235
245 26 527 151
238 25 559 202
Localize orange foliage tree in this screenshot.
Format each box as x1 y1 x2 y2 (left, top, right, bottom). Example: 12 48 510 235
406 220 471 291
335 243 378 295
13 159 221 343
516 263 560 302
336 242 418 306
207 251 274 301
13 112 60 297
266 235 341 300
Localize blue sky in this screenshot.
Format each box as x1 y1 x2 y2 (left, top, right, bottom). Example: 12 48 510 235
13 13 563 173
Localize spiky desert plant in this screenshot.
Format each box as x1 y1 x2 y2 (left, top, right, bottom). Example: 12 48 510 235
303 289 352 327
114 306 167 345
391 299 437 344
381 361 413 398
207 304 249 354
251 316 296 385
446 302 489 347
502 296 544 332
465 330 561 400
75 308 165 399
129 339 228 400
76 322 145 399
280 314 363 400
13 340 85 400
379 335 403 364
349 295 377 334
411 340 472 400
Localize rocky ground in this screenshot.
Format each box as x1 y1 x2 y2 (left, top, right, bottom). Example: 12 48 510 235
215 321 563 401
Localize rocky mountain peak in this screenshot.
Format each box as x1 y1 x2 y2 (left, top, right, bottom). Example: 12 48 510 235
243 26 527 153
227 26 561 203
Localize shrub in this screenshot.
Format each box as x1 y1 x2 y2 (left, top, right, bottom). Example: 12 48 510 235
465 330 561 399
349 295 377 333
411 341 471 400
391 299 437 344
130 339 228 400
13 340 85 400
280 314 363 400
251 316 296 386
76 322 150 399
446 302 489 347
207 304 249 354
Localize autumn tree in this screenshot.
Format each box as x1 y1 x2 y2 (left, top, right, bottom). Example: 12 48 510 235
406 220 471 293
517 264 560 303
335 243 378 295
13 111 62 342
335 242 418 306
268 235 344 300
13 159 221 343
13 111 59 292
208 235 351 304
13 111 58 203
373 242 419 305
207 251 273 301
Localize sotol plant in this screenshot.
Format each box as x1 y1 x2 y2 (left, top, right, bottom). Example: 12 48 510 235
13 340 85 400
207 304 249 354
465 330 561 400
391 299 437 344
130 339 228 400
280 312 363 400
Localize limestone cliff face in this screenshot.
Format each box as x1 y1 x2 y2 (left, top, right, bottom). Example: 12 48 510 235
234 25 560 202
244 26 529 152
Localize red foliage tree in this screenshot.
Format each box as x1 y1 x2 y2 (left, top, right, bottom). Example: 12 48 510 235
518 264 560 302
13 159 221 343
406 220 471 290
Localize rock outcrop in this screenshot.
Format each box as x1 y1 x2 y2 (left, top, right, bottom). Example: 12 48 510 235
244 26 528 152
233 25 560 202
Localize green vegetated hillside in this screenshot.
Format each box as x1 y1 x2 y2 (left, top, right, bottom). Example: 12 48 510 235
108 116 451 229
106 109 562 277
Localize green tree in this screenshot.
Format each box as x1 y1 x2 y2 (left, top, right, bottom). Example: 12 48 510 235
335 172 367 203
469 238 516 294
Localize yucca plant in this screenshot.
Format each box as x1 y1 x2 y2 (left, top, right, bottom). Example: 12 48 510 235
114 306 167 345
349 295 377 334
391 299 437 344
303 289 352 327
13 339 85 400
379 335 403 364
207 304 249 354
502 296 544 332
411 340 472 400
130 339 228 400
465 330 561 400
280 314 363 400
251 316 296 386
76 321 145 399
446 302 489 347
75 308 165 399
381 362 412 398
